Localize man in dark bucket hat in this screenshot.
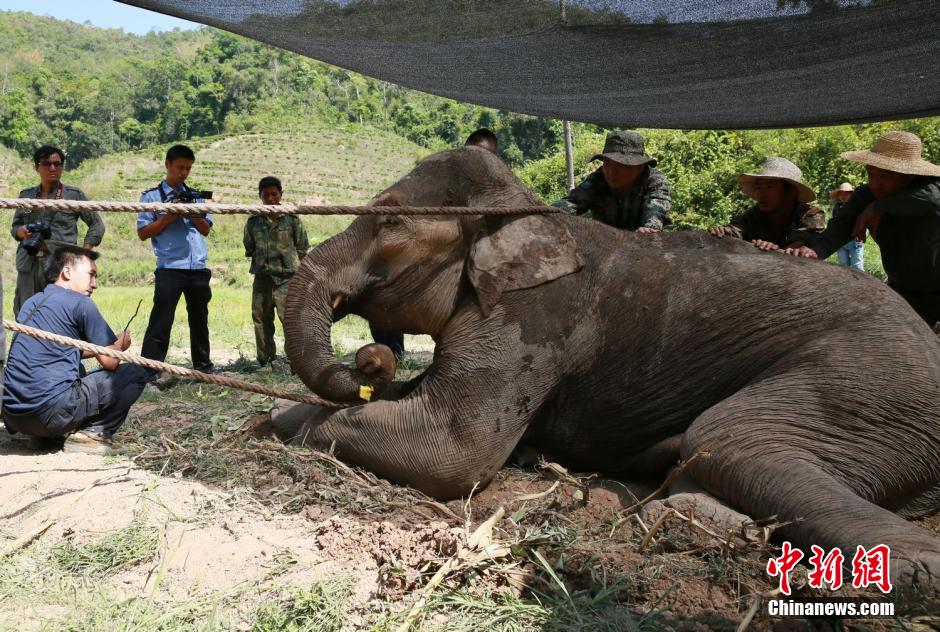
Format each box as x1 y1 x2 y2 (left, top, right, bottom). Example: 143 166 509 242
554 130 672 232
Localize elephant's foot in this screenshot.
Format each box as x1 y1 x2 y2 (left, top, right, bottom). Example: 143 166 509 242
640 490 763 547
891 550 940 613
268 399 328 445
894 550 940 584
355 343 397 397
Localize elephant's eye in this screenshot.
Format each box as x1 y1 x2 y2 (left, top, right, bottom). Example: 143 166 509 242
374 214 404 238
380 215 402 228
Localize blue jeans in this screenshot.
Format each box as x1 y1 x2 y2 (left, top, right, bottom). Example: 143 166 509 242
2 364 151 439
836 240 865 272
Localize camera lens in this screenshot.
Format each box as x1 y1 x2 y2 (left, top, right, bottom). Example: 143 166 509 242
22 234 43 256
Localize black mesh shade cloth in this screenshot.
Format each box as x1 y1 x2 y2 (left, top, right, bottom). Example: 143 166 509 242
118 1 939 128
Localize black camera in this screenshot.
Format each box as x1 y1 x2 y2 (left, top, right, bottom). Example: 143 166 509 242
173 189 213 204
22 220 52 256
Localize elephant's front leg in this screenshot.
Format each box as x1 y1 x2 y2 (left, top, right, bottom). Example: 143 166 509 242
298 393 523 499
299 305 566 499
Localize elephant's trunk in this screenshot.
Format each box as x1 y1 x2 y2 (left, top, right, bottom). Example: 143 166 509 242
284 228 390 402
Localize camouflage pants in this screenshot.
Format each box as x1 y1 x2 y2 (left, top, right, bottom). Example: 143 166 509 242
252 273 291 364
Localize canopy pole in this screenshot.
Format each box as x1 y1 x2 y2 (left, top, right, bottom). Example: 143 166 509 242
563 120 575 191
559 0 575 192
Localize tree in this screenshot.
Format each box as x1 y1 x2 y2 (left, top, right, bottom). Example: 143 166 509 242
0 89 38 152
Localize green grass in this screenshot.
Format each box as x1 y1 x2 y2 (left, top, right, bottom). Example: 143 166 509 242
0 539 229 631
366 587 639 632
251 579 353 632
51 519 160 578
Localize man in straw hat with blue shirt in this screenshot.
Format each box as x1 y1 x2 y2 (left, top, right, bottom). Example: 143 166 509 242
783 130 940 327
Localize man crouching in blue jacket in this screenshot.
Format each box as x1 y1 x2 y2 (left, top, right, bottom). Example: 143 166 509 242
2 245 152 453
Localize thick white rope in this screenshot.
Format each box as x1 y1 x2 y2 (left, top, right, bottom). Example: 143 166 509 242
3 319 353 409
0 198 558 216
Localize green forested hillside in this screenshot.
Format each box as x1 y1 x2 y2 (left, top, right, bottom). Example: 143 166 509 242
0 11 569 168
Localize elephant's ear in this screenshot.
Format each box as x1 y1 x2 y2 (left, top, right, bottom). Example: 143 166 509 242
467 215 583 315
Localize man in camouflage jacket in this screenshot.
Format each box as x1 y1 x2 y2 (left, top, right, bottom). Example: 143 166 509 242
244 177 309 366
553 130 672 232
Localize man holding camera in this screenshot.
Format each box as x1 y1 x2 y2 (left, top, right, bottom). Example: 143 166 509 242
137 144 214 373
10 145 105 316
2 245 151 453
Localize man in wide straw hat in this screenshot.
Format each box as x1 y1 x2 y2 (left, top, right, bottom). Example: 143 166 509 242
709 157 825 249
784 130 940 326
554 130 672 233
828 182 865 272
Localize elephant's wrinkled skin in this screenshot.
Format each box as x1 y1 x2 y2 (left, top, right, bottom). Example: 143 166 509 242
284 147 940 585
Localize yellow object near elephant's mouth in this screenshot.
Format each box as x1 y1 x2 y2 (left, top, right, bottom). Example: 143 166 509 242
359 385 374 401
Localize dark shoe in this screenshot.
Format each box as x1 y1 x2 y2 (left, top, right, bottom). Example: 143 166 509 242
63 431 117 455
194 363 214 374
27 435 65 451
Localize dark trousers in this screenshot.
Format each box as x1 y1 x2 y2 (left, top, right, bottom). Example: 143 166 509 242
369 323 405 357
2 364 151 438
13 255 47 317
141 268 213 371
892 285 940 328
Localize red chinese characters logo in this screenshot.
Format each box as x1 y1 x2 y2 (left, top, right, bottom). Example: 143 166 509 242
807 545 844 590
766 541 804 595
851 544 893 593
767 543 893 594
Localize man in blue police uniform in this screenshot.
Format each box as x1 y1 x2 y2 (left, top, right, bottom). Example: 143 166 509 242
2 246 151 453
137 144 214 373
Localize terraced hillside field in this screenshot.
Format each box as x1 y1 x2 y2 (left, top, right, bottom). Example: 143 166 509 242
78 125 426 206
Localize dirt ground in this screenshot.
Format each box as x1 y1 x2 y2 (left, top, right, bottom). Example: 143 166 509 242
1 369 938 630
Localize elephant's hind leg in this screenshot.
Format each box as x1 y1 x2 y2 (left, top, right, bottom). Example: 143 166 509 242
681 389 940 591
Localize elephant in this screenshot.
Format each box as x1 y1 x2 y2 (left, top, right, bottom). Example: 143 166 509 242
283 146 940 587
